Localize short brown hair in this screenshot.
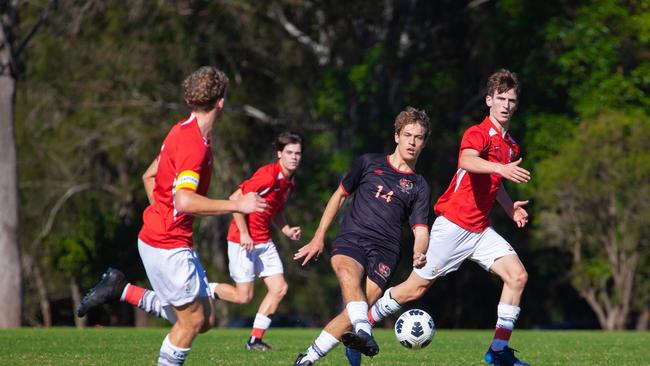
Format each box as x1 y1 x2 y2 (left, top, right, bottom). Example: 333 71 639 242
487 69 519 97
274 131 304 152
394 107 431 140
183 66 229 112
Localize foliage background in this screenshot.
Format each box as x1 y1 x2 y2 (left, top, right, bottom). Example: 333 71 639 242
10 0 650 330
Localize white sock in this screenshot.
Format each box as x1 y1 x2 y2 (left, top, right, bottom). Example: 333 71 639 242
158 335 190 365
346 301 371 334
369 287 402 324
208 283 219 299
490 303 520 351
304 330 339 362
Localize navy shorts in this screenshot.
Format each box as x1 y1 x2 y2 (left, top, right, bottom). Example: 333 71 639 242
331 236 399 291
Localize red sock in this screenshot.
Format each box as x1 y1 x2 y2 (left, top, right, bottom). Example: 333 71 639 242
123 284 145 306
251 328 266 340
367 309 376 325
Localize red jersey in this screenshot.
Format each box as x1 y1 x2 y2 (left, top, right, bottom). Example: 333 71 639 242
139 114 213 249
434 116 520 233
227 161 296 244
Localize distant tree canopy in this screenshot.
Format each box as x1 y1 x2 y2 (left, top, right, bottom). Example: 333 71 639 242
9 0 650 329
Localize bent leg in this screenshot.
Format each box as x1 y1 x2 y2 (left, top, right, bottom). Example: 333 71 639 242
213 281 254 305
369 271 435 324
486 254 528 357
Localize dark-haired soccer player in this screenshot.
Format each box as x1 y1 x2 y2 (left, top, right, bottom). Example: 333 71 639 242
368 69 531 366
76 66 267 366
292 107 432 366
208 131 303 351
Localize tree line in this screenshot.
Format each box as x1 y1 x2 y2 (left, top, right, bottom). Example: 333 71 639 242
1 0 648 330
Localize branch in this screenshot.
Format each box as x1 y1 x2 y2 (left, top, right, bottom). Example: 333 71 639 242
267 2 330 65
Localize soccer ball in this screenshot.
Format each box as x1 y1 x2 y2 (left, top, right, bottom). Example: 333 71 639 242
394 309 435 349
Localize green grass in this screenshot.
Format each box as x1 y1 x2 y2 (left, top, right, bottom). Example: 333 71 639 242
2 327 649 365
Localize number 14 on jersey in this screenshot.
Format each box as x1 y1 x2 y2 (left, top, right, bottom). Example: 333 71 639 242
375 185 394 203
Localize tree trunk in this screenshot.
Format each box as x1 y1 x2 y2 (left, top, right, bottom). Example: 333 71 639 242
0 16 22 328
71 280 86 328
637 308 650 331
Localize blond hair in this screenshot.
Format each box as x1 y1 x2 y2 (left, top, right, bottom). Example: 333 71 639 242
394 107 431 140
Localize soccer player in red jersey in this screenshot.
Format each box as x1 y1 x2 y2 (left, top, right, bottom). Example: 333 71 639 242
292 108 432 366
368 69 532 366
76 66 267 366
208 132 303 351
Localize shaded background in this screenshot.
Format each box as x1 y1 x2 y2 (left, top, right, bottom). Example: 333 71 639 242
2 0 649 331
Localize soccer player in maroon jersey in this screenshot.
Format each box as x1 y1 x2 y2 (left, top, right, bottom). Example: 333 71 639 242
76 66 267 366
368 69 532 366
208 132 303 351
292 107 432 366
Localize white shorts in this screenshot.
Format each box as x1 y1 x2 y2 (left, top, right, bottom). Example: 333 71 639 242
228 241 284 283
138 239 210 307
414 216 517 280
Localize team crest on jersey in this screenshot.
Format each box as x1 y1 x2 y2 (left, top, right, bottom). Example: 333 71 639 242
376 262 391 280
398 178 414 193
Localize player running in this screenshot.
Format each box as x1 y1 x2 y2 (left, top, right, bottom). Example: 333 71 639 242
76 66 267 366
292 107 432 366
207 131 303 351
368 69 531 366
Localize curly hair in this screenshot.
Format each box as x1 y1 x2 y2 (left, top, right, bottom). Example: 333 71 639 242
394 107 431 141
487 69 519 97
183 66 230 112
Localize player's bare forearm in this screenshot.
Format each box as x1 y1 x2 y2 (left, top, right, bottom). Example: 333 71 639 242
496 182 515 217
412 226 429 255
459 149 500 175
175 189 266 216
142 158 159 204
229 189 251 234
294 186 346 265
312 186 347 239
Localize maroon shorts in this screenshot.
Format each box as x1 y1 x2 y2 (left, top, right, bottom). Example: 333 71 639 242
331 236 398 291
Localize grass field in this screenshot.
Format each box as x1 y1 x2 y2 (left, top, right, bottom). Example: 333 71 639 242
2 327 649 365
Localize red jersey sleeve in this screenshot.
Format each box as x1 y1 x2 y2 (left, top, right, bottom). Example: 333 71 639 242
174 140 206 192
240 166 275 196
460 126 489 154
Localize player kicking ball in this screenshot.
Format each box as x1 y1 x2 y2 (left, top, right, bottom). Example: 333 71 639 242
292 107 432 366
208 131 303 351
368 69 531 366
76 66 267 366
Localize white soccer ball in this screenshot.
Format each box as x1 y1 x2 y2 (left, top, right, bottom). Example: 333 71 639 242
394 309 435 349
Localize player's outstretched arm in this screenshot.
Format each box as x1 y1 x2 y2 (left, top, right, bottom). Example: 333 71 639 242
459 149 530 183
273 214 301 241
229 188 255 251
411 226 429 268
496 182 529 228
142 158 159 205
293 186 347 266
175 189 267 216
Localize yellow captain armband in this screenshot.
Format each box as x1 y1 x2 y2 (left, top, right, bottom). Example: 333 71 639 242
176 170 200 191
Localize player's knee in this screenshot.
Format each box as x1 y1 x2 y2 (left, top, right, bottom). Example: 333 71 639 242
182 312 206 334
234 292 253 304
271 281 288 299
199 313 216 333
506 268 528 290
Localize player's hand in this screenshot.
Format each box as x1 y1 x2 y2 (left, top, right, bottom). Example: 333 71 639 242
293 238 324 266
496 158 530 184
413 252 427 269
283 226 301 241
512 200 529 228
237 192 268 214
240 233 254 252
